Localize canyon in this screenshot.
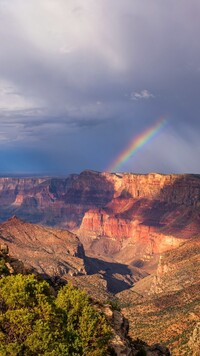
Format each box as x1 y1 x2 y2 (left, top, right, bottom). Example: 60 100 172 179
0 170 199 266
0 170 199 355
0 216 199 355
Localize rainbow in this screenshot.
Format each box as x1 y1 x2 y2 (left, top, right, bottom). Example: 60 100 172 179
107 117 167 172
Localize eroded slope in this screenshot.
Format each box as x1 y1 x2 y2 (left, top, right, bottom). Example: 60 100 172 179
0 216 86 277
117 238 200 355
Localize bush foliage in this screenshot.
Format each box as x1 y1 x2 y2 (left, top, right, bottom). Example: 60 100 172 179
0 274 111 355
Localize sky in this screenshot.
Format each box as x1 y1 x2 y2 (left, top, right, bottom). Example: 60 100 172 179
0 0 200 176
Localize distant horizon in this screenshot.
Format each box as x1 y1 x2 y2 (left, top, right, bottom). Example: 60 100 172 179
0 169 200 179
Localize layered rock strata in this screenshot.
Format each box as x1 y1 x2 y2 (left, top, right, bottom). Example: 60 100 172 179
0 171 200 263
0 216 86 278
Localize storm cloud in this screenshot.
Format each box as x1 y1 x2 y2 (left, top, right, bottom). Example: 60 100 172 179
0 0 200 175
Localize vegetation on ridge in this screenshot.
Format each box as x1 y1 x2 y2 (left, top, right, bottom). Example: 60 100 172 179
0 273 111 355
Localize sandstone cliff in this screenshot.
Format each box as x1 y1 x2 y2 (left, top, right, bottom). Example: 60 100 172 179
76 172 200 263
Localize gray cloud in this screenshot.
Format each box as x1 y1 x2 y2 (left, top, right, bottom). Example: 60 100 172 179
0 0 200 174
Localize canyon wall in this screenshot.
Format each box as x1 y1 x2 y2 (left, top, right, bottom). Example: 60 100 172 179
76 172 200 261
0 171 200 221
0 170 200 262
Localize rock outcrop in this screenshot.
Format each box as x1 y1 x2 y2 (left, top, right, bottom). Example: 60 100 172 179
104 304 170 355
0 217 143 295
0 216 86 278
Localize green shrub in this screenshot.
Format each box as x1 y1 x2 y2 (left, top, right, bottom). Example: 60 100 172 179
56 283 112 355
0 274 111 355
0 258 10 276
107 299 121 311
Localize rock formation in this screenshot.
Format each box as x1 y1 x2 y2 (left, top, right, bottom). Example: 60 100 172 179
76 172 200 264
0 216 145 295
117 237 200 355
0 216 86 278
0 171 200 265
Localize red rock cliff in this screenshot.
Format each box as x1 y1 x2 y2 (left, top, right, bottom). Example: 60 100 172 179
76 172 200 261
0 171 200 262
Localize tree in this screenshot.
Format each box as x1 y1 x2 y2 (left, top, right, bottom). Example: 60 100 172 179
0 274 111 355
56 283 111 355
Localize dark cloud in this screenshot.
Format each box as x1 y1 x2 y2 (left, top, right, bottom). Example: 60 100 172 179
0 0 200 174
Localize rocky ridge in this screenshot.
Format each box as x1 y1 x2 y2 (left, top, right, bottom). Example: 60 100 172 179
117 237 200 355
0 217 145 295
0 216 86 278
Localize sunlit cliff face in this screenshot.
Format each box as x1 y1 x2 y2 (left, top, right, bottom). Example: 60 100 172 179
0 171 199 264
